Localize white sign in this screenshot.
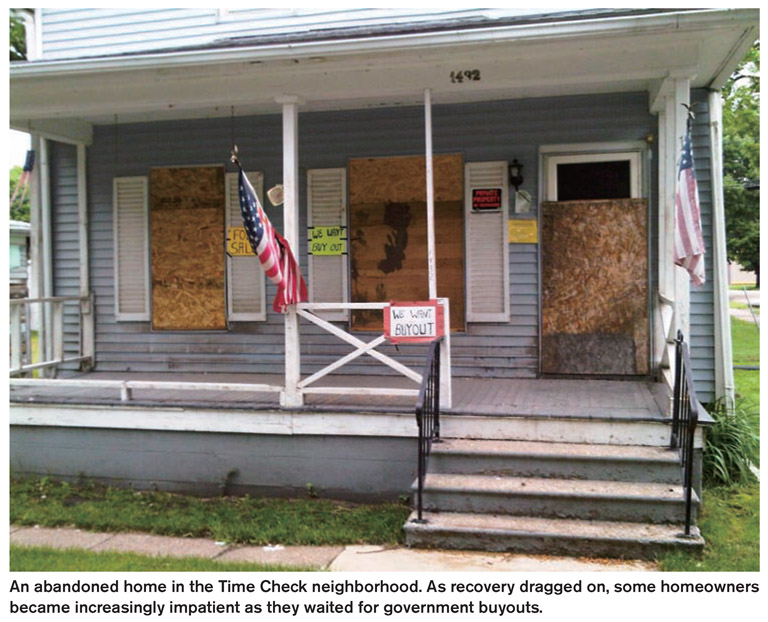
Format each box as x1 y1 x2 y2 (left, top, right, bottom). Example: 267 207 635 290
384 300 444 344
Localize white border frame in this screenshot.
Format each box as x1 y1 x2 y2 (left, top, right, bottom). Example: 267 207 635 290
541 141 645 202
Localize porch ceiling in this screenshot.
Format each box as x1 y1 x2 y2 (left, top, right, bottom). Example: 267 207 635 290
10 8 757 142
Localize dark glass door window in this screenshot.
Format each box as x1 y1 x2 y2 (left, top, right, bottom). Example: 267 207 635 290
556 160 631 201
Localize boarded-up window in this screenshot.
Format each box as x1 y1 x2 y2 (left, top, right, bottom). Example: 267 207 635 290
349 155 465 331
307 168 348 321
225 171 266 321
150 166 226 331
464 162 509 322
113 176 150 321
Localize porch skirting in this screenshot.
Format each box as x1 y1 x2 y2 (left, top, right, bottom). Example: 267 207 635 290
10 424 416 502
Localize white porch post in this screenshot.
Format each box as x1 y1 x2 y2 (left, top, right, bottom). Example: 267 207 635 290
278 95 303 407
708 89 735 407
672 78 692 341
77 143 95 369
35 135 55 374
424 88 451 408
651 76 691 384
424 88 437 300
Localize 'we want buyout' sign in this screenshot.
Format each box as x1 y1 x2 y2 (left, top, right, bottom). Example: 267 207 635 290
383 300 445 344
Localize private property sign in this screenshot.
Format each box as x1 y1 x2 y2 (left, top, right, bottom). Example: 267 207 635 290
384 300 445 344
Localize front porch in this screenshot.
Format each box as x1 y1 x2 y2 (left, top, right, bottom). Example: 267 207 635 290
10 372 666 420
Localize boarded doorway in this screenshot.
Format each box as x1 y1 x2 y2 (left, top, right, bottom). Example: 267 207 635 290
541 199 649 375
348 155 465 331
150 166 226 331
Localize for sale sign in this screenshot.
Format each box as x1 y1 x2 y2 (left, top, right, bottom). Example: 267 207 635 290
384 300 445 344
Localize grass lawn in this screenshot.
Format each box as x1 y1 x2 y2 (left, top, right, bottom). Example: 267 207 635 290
10 477 410 547
658 482 760 572
9 546 316 572
731 317 760 410
658 316 761 572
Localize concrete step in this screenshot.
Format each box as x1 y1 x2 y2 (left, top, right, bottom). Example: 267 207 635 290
440 413 699 447
415 473 697 524
404 510 704 560
430 439 682 483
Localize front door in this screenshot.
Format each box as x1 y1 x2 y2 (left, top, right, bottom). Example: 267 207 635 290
540 148 649 376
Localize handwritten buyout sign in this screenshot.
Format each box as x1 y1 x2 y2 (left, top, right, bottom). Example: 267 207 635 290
308 226 347 256
384 300 445 344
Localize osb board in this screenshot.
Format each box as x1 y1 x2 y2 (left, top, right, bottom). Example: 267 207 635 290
150 167 226 331
541 199 648 375
348 155 465 331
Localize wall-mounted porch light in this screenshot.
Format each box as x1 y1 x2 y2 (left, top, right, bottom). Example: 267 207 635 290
509 159 524 191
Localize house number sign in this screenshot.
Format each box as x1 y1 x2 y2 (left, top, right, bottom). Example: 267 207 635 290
450 69 481 83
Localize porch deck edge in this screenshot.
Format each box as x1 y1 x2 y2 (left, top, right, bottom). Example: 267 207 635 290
9 402 418 438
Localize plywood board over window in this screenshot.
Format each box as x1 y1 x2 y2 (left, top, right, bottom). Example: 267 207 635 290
150 166 226 331
348 154 465 331
541 198 649 376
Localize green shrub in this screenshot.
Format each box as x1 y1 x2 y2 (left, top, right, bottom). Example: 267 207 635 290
703 399 759 486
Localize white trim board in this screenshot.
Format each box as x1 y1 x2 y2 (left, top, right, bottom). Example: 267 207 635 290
10 403 418 439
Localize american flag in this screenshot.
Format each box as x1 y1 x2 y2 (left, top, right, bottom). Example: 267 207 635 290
237 166 307 313
674 122 706 287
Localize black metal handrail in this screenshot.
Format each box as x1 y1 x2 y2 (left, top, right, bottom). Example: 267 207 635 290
670 330 700 536
412 336 443 524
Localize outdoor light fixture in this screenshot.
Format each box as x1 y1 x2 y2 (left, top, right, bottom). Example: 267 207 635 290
509 159 524 191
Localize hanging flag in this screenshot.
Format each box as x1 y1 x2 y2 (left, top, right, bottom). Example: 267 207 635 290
674 119 706 287
237 165 307 312
10 150 35 209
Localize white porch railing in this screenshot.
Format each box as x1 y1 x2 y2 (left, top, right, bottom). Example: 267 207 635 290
9 295 94 377
296 299 452 407
9 295 452 408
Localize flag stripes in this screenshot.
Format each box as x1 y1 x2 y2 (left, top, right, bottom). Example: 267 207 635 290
237 167 307 312
674 121 706 287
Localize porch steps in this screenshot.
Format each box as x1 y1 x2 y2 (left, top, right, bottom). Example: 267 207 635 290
403 511 704 560
430 439 681 483
405 439 704 559
441 414 676 447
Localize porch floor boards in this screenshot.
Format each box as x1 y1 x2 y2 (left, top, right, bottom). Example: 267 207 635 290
10 372 666 420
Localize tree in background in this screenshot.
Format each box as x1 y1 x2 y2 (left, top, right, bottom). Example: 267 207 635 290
722 43 760 287
10 165 31 222
10 8 27 61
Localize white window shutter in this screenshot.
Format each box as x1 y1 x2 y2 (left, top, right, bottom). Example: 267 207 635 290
465 162 510 322
225 171 266 321
113 176 150 321
307 168 348 321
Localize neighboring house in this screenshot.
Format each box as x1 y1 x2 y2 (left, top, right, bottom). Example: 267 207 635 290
9 8 758 558
9 220 30 298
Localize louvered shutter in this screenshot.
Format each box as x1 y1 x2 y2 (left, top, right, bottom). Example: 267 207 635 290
113 176 150 321
225 171 266 321
307 168 348 321
465 162 510 322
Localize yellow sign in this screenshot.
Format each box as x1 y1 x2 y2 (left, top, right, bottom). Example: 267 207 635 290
508 219 538 244
308 226 347 256
227 227 254 256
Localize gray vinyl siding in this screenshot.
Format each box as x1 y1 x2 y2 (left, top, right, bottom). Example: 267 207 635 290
49 141 81 369
81 92 660 380
688 91 716 402
37 8 622 61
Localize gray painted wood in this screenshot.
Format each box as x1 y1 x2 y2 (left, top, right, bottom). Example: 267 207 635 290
688 92 716 401
38 8 619 61
49 141 82 368
10 426 416 501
